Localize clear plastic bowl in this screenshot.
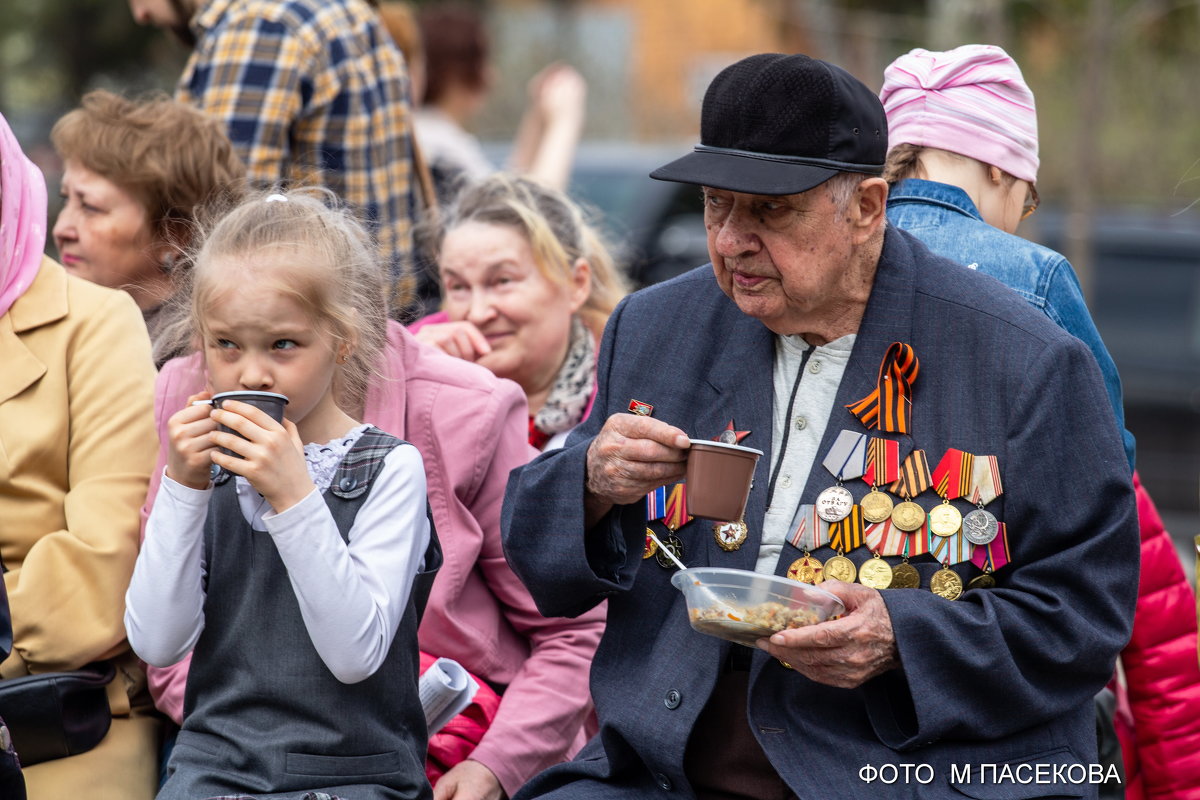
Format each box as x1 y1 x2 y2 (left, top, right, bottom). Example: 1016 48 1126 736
670 567 844 647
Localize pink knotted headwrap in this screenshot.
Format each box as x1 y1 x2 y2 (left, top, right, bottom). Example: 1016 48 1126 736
0 110 48 317
880 44 1040 183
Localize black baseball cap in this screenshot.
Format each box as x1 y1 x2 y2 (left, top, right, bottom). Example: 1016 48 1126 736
650 53 888 196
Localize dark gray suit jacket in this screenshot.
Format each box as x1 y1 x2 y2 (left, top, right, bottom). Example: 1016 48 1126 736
501 227 1139 799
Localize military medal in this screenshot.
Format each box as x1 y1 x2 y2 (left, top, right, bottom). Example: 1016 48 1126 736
643 528 659 559
655 532 685 569
816 485 854 522
654 484 691 569
970 523 1011 575
928 449 973 537
890 558 921 589
823 553 857 583
713 420 751 446
891 500 925 532
861 437 901 523
888 449 931 532
928 503 962 538
713 520 748 552
930 564 963 600
962 509 999 545
858 553 893 589
817 431 868 523
967 570 996 590
860 488 894 524
963 455 1003 545
786 552 824 584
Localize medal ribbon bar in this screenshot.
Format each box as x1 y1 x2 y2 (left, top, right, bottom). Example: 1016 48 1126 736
829 506 865 552
969 455 1003 506
932 448 974 500
845 342 920 434
664 483 693 530
863 437 901 486
646 485 667 521
787 505 830 551
930 530 972 565
822 430 868 480
888 449 932 498
970 523 1011 571
907 526 931 556
865 518 908 556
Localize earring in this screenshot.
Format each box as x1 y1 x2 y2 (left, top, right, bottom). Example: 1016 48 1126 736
337 354 348 364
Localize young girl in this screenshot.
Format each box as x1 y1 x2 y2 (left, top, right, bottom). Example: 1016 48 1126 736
125 190 437 800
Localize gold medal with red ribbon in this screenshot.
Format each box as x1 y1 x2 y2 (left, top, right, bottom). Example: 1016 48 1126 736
928 449 972 538
845 342 920 434
861 437 901 523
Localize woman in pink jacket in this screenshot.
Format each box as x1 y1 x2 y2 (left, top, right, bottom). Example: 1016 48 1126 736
141 318 605 800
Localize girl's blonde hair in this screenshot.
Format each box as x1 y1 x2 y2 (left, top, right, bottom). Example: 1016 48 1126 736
161 188 388 413
420 174 628 340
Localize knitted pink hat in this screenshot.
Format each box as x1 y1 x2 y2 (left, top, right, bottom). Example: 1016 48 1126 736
880 44 1039 183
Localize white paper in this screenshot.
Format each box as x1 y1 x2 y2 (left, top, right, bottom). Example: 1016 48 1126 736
419 657 479 734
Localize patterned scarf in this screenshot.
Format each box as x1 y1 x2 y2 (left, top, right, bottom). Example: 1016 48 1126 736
532 315 596 441
0 110 48 318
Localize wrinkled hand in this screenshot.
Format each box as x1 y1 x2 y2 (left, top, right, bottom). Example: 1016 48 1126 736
165 392 219 489
756 580 899 689
209 400 313 513
433 759 504 800
414 321 492 363
585 413 689 511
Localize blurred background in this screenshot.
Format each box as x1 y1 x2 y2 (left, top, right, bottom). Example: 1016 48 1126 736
3 0 1198 561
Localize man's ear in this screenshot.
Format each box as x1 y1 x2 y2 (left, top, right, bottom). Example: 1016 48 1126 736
850 177 889 244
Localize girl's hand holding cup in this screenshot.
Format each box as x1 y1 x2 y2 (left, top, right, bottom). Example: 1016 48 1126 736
209 399 314 514
166 391 220 490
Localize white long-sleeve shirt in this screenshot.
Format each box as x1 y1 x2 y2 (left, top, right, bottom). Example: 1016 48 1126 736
126 427 429 684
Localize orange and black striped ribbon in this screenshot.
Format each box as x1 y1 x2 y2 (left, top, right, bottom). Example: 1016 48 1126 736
829 506 864 552
887 449 931 499
664 483 693 531
931 449 974 500
845 342 920 434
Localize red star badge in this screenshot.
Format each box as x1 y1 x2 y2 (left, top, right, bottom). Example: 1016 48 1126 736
713 420 751 444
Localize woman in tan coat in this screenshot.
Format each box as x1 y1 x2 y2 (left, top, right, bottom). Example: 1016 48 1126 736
0 111 159 798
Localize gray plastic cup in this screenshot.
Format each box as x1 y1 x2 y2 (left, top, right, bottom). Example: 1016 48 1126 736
209 391 289 456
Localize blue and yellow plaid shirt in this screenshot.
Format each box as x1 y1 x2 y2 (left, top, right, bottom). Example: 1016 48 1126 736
179 0 415 283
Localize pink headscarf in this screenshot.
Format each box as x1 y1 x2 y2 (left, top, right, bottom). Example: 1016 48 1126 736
880 44 1040 184
0 110 48 318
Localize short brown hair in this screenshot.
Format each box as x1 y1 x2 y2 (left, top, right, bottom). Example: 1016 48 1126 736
51 89 246 249
417 3 489 105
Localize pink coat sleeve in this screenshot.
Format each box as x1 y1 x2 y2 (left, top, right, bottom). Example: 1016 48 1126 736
1117 472 1200 800
139 354 207 725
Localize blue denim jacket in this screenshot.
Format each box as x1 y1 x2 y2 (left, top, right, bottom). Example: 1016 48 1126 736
887 179 1136 470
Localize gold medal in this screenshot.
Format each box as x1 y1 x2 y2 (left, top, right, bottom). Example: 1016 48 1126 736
643 528 658 559
824 553 857 583
860 487 894 524
889 559 921 589
930 567 963 600
967 571 996 590
713 520 748 552
654 532 684 569
928 502 963 537
891 499 925 531
786 553 824 584
858 555 893 589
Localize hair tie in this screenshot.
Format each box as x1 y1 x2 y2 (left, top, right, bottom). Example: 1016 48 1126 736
265 193 288 203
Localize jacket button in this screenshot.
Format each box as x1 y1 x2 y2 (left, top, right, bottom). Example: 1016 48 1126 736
655 773 672 791
664 689 682 710
339 476 357 491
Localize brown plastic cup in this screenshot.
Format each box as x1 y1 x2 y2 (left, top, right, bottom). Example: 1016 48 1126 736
685 439 763 521
210 391 289 456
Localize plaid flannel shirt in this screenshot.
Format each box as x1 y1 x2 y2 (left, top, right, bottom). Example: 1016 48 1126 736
179 0 415 283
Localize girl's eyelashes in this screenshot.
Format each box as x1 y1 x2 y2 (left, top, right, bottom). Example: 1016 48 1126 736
214 338 237 350
272 339 298 350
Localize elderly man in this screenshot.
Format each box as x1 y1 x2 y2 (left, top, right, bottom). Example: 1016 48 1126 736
501 53 1138 799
